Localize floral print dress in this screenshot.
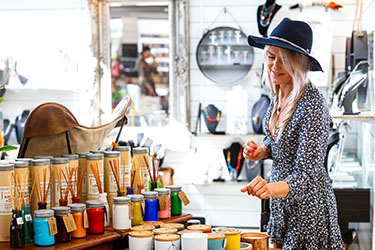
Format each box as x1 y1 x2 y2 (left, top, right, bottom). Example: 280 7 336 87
263 82 344 249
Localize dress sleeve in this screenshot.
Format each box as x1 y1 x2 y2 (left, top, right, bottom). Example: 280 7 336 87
284 100 330 201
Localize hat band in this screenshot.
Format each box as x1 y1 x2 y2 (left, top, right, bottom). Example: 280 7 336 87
269 36 310 55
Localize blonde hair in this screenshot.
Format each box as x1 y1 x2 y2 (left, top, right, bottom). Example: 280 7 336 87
264 46 310 141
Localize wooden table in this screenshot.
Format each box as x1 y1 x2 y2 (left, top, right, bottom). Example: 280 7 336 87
0 213 193 250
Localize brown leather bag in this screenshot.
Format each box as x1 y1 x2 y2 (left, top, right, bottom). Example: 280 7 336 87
18 96 132 158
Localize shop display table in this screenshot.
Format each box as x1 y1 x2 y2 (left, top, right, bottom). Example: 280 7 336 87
0 213 193 250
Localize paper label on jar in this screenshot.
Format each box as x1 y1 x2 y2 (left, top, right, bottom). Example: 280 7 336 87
88 174 103 196
109 173 118 193
129 203 134 219
48 217 58 235
82 173 87 195
0 186 13 214
25 214 32 222
63 213 77 233
178 191 190 206
16 217 24 225
159 195 169 211
83 210 89 228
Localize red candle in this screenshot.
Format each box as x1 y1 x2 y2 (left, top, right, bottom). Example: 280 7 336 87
86 200 104 234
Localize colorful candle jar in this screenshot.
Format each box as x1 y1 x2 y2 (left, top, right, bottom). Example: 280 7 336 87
187 224 212 233
129 231 153 250
142 191 158 221
166 185 182 216
53 206 72 243
216 228 241 250
161 223 184 232
113 196 131 230
33 209 55 246
86 200 104 234
69 203 86 238
208 232 226 250
154 188 171 219
181 232 208 250
155 234 180 250
153 228 177 235
130 195 144 226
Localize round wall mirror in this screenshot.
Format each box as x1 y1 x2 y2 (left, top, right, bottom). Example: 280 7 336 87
196 26 254 84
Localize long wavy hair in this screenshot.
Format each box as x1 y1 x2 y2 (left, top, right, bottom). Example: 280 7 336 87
264 46 310 141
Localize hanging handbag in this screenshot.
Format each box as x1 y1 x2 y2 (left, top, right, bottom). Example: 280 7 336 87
251 94 270 134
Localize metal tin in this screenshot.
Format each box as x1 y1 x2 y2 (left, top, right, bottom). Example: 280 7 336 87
154 188 170 195
51 158 69 164
113 196 131 205
86 200 104 208
77 152 90 158
69 204 86 212
89 150 105 155
114 146 131 151
104 151 121 157
132 147 149 154
61 154 79 160
130 195 144 202
166 185 182 193
0 163 14 171
13 161 28 168
142 191 158 199
35 156 53 160
34 209 54 218
52 206 71 215
86 153 103 160
32 159 50 166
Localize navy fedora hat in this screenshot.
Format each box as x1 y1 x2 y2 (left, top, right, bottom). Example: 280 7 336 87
248 18 323 72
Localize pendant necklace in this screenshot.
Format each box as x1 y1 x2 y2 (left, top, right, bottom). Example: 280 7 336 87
204 108 221 122
260 2 276 27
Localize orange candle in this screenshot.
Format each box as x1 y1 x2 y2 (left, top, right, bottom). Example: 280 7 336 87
70 203 87 238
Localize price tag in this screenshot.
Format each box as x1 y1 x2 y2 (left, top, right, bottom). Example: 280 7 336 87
159 195 169 211
141 201 145 216
16 217 24 225
129 203 134 219
83 210 89 229
48 217 58 236
25 214 32 222
63 213 77 233
178 191 190 206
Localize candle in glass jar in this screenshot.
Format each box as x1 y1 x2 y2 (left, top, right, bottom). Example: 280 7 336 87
86 200 104 234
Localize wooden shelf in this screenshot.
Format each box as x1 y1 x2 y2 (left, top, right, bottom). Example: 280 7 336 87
331 111 375 121
191 133 265 149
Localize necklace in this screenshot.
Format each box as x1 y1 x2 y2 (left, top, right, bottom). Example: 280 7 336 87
204 108 221 122
259 2 276 27
227 148 243 171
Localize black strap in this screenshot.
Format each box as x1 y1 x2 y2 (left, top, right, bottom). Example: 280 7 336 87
20 137 30 158
112 116 127 150
65 131 72 154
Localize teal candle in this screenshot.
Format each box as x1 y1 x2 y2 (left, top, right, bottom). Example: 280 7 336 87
34 210 55 246
208 232 226 250
167 186 182 216
22 205 33 243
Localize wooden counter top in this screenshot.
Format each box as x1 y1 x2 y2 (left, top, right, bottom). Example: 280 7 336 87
0 213 193 250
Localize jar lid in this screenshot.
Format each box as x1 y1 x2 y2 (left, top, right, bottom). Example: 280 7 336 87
142 221 162 228
34 209 54 218
131 225 155 231
142 191 158 199
240 232 269 240
16 158 33 164
153 228 177 235
89 150 105 155
161 223 184 230
13 161 28 168
240 242 253 250
51 157 69 164
129 230 153 238
35 156 53 160
69 203 86 212
207 232 225 240
31 159 50 166
132 147 149 154
178 230 203 236
114 146 130 152
86 200 104 208
154 188 170 195
113 196 131 204
155 234 180 242
166 185 182 193
104 151 121 157
86 153 104 160
216 228 241 235
187 224 211 231
187 219 201 225
0 163 14 171
130 194 144 202
52 206 71 215
61 154 79 160
77 152 90 158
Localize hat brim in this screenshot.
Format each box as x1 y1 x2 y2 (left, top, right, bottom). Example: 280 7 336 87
248 35 323 72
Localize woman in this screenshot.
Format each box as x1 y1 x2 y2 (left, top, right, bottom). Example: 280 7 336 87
241 18 344 249
138 46 158 96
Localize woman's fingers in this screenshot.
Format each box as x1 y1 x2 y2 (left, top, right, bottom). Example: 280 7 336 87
241 176 264 195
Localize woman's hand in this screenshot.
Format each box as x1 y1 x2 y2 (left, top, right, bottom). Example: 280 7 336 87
243 140 269 161
241 176 273 199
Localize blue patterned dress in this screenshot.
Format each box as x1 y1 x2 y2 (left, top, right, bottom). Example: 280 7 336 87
263 82 344 249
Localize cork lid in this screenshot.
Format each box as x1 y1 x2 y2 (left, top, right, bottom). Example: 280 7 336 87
130 194 144 202
132 147 149 154
166 185 182 193
129 230 153 238
241 232 269 240
86 200 104 208
13 161 28 168
155 234 180 242
153 228 177 235
142 221 163 228
161 223 184 230
31 159 50 166
0 163 14 171
114 146 130 151
77 152 90 158
187 224 211 231
35 156 53 160
187 219 201 225
86 153 103 160
69 203 86 212
216 228 241 235
51 157 69 164
61 154 79 160
104 151 121 157
131 225 155 231
178 230 203 236
154 188 170 195
241 242 253 250
52 206 71 215
208 232 225 240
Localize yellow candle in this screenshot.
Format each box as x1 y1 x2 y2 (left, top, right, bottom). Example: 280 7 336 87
216 228 241 250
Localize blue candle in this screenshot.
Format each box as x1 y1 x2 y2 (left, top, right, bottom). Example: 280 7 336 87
34 210 55 246
142 191 158 221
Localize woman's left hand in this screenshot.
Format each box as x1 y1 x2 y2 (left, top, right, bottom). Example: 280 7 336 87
241 176 273 199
